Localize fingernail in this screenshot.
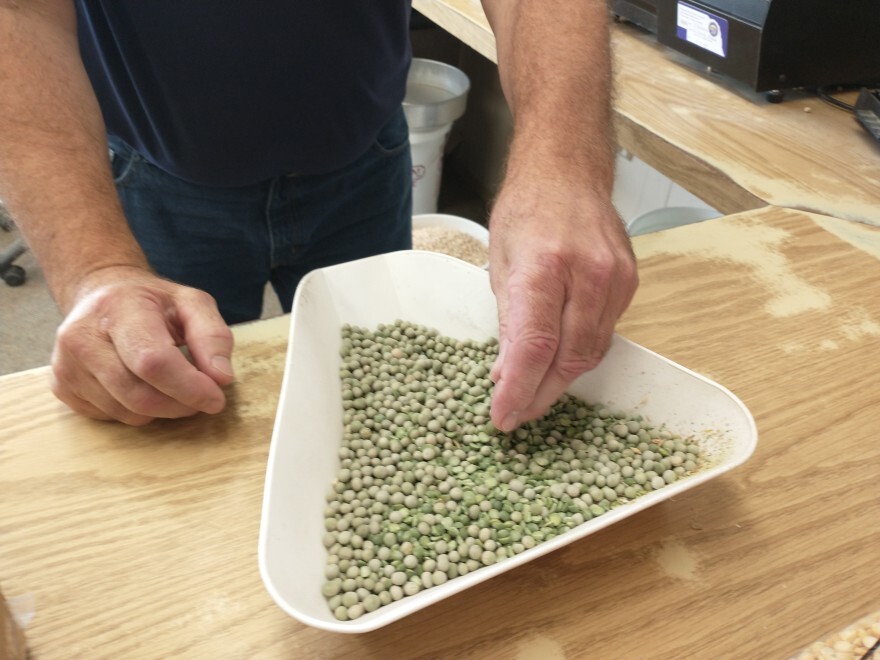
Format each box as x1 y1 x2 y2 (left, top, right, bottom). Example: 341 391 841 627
201 396 226 415
212 355 235 378
500 411 519 433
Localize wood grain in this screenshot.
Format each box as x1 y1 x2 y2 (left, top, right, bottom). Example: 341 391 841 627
611 26 880 224
412 0 880 224
413 0 495 63
1 208 878 658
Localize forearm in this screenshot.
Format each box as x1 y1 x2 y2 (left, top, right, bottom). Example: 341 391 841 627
0 1 148 312
482 0 615 196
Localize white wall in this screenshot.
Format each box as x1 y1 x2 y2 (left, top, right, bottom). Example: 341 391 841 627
612 150 719 226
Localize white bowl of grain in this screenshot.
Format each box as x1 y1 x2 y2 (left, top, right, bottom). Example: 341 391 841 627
412 214 489 269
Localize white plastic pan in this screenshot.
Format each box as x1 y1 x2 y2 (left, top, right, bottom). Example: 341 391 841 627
258 251 757 633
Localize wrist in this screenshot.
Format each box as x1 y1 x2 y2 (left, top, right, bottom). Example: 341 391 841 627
59 262 154 315
503 131 615 199
497 158 616 214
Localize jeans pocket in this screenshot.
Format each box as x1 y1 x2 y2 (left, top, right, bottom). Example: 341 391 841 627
371 106 410 158
108 138 140 186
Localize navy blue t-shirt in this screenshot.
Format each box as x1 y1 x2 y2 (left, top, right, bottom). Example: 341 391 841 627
75 2 412 186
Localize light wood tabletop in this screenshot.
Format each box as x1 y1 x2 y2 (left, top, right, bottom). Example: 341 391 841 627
412 0 880 225
1 206 878 659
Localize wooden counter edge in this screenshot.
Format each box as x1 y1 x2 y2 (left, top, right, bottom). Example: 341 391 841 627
615 114 766 215
412 0 880 222
412 0 766 214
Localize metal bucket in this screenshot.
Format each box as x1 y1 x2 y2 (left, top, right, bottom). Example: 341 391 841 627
403 59 470 214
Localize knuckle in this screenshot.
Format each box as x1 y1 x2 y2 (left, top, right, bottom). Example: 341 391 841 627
534 251 570 280
555 355 595 380
54 323 91 357
129 347 170 380
589 248 617 274
189 287 215 304
586 250 618 281
207 326 235 346
619 255 640 288
185 286 222 312
581 245 627 280
516 331 559 366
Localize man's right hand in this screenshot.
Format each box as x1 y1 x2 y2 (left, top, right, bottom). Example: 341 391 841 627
50 267 236 426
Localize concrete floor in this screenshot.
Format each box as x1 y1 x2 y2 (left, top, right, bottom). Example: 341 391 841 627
0 222 62 375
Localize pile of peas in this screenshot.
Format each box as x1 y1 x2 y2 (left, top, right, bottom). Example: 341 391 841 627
321 321 705 621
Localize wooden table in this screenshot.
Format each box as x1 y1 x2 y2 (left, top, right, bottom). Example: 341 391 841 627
412 0 880 225
2 206 878 658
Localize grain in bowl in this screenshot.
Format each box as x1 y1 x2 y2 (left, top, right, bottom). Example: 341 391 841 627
412 214 489 268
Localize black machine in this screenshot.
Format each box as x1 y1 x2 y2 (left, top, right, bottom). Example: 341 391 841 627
855 87 880 143
610 0 880 102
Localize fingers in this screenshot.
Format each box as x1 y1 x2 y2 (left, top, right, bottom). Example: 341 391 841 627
492 249 636 432
53 318 212 424
50 278 234 425
50 367 157 426
488 202 639 433
111 310 227 414
521 287 608 423
490 259 567 432
50 343 169 425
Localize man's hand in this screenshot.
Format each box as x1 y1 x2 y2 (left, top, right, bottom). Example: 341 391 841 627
487 178 638 433
51 267 235 425
479 0 636 431
0 3 234 425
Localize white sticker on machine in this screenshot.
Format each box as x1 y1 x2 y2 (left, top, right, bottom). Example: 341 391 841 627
676 2 729 58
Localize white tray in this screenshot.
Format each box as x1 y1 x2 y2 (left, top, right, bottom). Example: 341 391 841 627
258 251 757 633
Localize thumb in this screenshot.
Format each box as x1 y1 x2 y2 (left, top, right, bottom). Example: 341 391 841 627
177 291 236 386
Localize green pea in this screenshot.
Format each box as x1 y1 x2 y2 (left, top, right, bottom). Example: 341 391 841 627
325 320 706 619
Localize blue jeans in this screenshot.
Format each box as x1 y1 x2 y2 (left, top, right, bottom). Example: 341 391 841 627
109 108 413 324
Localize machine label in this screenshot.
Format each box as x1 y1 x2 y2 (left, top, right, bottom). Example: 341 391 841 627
676 2 728 58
